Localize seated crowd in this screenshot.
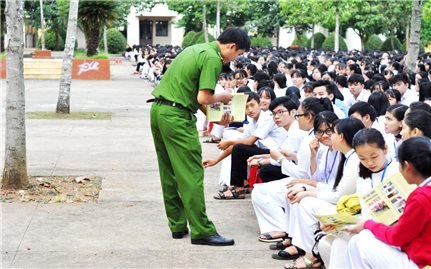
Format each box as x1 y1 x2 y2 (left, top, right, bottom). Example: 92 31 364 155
198 48 431 269
130 42 431 268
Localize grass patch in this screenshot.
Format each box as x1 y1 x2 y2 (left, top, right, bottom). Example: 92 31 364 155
74 49 109 59
26 111 112 120
0 52 5 59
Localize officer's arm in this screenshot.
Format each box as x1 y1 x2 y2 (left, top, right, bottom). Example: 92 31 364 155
197 90 232 105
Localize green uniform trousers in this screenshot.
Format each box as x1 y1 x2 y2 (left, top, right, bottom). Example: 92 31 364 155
150 102 217 239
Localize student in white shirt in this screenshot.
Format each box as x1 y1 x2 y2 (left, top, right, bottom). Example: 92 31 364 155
203 92 286 199
312 80 347 119
251 97 334 242
348 74 371 103
317 128 399 269
392 73 419 106
384 104 408 160
275 118 365 267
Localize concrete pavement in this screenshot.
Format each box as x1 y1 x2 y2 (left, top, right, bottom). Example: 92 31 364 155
1 61 289 268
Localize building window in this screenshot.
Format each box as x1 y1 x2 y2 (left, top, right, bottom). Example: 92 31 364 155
156 21 168 37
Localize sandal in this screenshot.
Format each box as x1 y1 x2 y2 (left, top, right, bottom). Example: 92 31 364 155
272 246 306 260
269 238 292 250
258 231 287 243
213 188 245 200
284 256 322 269
202 137 221 143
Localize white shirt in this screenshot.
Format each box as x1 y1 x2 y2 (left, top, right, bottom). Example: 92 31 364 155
313 147 342 189
372 121 396 162
354 89 371 103
400 88 419 106
243 110 288 149
317 149 360 204
340 87 355 109
279 129 315 179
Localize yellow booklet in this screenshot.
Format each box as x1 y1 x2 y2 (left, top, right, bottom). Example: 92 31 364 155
316 213 360 230
206 93 248 122
360 172 416 226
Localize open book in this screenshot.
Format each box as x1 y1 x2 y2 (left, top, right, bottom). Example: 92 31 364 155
317 172 416 229
206 93 248 122
360 172 416 226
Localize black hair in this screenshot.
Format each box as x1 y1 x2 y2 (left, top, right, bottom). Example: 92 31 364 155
348 74 365 84
246 63 257 76
348 63 362 75
233 69 248 78
419 82 431 101
273 73 287 88
335 75 348 88
217 27 251 51
313 111 339 134
385 89 401 103
348 101 377 122
269 95 300 112
237 86 252 93
387 104 408 121
258 87 276 101
409 101 431 113
368 91 390 116
246 91 260 103
323 71 336 81
285 86 301 99
332 118 365 190
391 73 410 86
353 128 387 179
291 69 306 79
301 97 334 117
253 71 271 83
404 110 431 138
398 137 431 179
257 79 275 91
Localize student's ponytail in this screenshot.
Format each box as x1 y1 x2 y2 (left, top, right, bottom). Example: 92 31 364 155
398 137 431 179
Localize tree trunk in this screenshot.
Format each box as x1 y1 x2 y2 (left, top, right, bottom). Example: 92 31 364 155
3 0 28 190
405 23 410 51
39 0 45 50
404 0 423 73
390 30 394 50
103 26 108 53
335 3 340 52
311 24 315 49
202 2 208 43
86 26 100 57
57 0 79 114
216 0 220 37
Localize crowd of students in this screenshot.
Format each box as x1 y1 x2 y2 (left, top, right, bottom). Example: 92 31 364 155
196 47 431 269
131 42 431 268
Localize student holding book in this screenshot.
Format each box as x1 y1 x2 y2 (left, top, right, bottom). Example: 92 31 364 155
317 128 399 269
346 137 431 268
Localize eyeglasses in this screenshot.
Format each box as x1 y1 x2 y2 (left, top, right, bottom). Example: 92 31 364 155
315 128 334 136
272 110 289 117
295 112 307 120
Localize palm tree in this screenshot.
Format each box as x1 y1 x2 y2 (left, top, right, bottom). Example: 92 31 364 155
78 0 118 56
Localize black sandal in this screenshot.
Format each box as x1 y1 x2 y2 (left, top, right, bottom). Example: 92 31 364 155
269 237 292 250
213 188 245 200
272 246 306 260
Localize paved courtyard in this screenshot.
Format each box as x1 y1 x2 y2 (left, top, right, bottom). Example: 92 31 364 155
1 61 288 268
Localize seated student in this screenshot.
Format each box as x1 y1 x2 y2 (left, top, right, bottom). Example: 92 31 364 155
385 89 401 106
251 98 334 242
291 69 307 100
384 104 408 160
348 74 371 103
202 92 287 199
346 137 431 269
401 110 431 140
335 75 355 109
312 80 347 118
317 128 399 269
391 73 419 106
274 73 288 97
368 91 390 130
247 95 302 183
254 111 340 246
348 101 396 161
274 118 364 264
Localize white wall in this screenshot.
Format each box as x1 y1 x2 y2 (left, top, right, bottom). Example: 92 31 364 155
278 27 296 48
127 7 140 46
345 28 362 51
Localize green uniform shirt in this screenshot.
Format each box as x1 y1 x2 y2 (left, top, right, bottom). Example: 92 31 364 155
151 41 223 113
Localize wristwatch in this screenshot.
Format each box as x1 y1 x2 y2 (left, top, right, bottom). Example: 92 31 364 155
257 159 263 168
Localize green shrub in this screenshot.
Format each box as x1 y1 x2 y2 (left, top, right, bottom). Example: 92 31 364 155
98 28 127 54
37 31 64 51
322 33 348 51
182 31 197 47
193 31 215 44
292 35 308 48
307 32 326 49
365 34 383 51
381 37 402 51
251 35 272 48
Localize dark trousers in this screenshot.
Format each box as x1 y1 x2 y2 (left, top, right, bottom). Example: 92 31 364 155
230 143 269 187
259 164 287 183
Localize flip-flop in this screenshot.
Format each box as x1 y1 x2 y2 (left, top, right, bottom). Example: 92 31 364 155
258 232 287 242
272 247 306 260
202 137 221 143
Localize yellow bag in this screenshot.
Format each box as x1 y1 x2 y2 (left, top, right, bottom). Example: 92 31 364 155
336 194 361 215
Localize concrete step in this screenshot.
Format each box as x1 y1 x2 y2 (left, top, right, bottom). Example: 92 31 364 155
23 59 62 80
